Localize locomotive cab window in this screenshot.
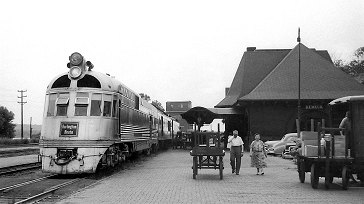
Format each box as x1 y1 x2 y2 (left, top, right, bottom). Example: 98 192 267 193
75 92 89 116
112 95 118 118
103 94 112 117
52 75 71 88
77 74 101 88
90 93 102 116
47 93 57 116
56 93 69 116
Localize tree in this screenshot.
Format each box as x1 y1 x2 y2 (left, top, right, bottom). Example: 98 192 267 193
0 106 16 138
152 100 165 112
354 47 364 59
334 47 364 78
139 93 151 102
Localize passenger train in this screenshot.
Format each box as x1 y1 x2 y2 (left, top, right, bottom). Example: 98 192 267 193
39 52 179 174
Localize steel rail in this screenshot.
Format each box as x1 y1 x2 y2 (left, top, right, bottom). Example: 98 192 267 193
0 162 41 175
14 178 82 204
0 175 55 192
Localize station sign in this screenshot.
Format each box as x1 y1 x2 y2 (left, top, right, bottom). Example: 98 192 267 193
59 122 79 137
304 104 323 110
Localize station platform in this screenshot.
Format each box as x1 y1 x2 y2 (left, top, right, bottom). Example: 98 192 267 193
58 149 364 204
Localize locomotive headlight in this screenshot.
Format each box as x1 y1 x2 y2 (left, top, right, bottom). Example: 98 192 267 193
69 52 83 66
69 66 82 78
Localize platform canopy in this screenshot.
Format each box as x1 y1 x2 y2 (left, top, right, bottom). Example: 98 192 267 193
181 106 242 125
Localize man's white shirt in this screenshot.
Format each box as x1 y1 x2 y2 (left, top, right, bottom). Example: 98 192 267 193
228 136 244 147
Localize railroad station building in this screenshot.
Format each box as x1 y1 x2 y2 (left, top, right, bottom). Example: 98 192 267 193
166 101 193 132
216 44 364 142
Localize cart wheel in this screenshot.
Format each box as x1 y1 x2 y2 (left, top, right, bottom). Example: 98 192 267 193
298 159 305 183
310 163 319 189
193 156 198 179
325 173 332 189
342 166 349 190
219 156 223 180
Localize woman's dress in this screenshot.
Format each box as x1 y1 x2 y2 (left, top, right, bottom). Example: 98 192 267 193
250 140 267 168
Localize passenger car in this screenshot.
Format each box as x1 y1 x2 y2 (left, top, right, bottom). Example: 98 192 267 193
281 142 298 159
266 133 298 155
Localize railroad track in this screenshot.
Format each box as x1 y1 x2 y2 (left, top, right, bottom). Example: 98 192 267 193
0 162 41 175
14 178 81 204
0 175 82 204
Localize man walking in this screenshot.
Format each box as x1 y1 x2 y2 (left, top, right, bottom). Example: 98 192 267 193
228 130 244 175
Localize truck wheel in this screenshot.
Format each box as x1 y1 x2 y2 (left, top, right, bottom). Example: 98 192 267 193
298 159 305 183
310 163 319 189
342 166 349 190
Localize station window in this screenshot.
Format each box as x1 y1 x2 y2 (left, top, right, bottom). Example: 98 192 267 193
47 93 57 116
90 93 102 116
56 93 69 116
103 94 112 117
75 92 89 116
112 95 118 118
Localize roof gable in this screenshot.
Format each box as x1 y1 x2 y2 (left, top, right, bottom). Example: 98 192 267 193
216 49 290 107
239 44 364 101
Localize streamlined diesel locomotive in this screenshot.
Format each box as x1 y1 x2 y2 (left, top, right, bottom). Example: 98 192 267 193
39 52 179 174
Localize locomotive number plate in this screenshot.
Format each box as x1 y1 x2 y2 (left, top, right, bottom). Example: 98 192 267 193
60 122 79 137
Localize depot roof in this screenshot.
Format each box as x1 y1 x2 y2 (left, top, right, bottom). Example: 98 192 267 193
216 44 364 107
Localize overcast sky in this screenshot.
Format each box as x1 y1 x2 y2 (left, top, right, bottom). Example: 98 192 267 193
0 0 363 125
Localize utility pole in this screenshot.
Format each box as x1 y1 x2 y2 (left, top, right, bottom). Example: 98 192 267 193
30 117 33 139
17 90 27 140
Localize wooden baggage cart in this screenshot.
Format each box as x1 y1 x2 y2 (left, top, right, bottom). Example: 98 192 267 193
297 126 357 190
297 96 364 190
190 132 225 179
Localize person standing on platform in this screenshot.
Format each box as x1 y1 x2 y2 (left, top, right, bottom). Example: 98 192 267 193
250 133 267 175
339 111 351 137
228 130 244 175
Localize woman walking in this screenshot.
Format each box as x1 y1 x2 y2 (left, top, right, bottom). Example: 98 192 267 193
250 133 267 175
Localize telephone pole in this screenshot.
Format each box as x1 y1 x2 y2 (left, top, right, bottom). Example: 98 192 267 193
30 117 33 139
18 90 27 140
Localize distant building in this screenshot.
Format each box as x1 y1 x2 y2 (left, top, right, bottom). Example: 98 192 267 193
166 101 192 132
216 44 364 140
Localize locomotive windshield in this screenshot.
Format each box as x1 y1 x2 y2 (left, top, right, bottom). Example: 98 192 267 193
52 75 71 88
77 74 101 88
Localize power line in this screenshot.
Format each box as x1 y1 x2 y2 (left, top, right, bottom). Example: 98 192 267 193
18 90 27 140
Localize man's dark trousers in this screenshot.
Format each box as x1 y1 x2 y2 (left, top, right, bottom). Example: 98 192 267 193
230 146 242 173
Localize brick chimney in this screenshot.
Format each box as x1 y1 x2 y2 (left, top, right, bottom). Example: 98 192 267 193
246 47 256 51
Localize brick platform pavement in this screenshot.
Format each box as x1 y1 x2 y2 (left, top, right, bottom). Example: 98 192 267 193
58 150 364 204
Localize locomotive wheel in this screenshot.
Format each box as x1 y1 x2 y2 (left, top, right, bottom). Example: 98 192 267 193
298 159 305 183
143 148 151 156
147 148 151 156
342 166 349 190
219 156 223 180
193 156 197 179
310 163 319 189
151 144 157 154
108 155 115 168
